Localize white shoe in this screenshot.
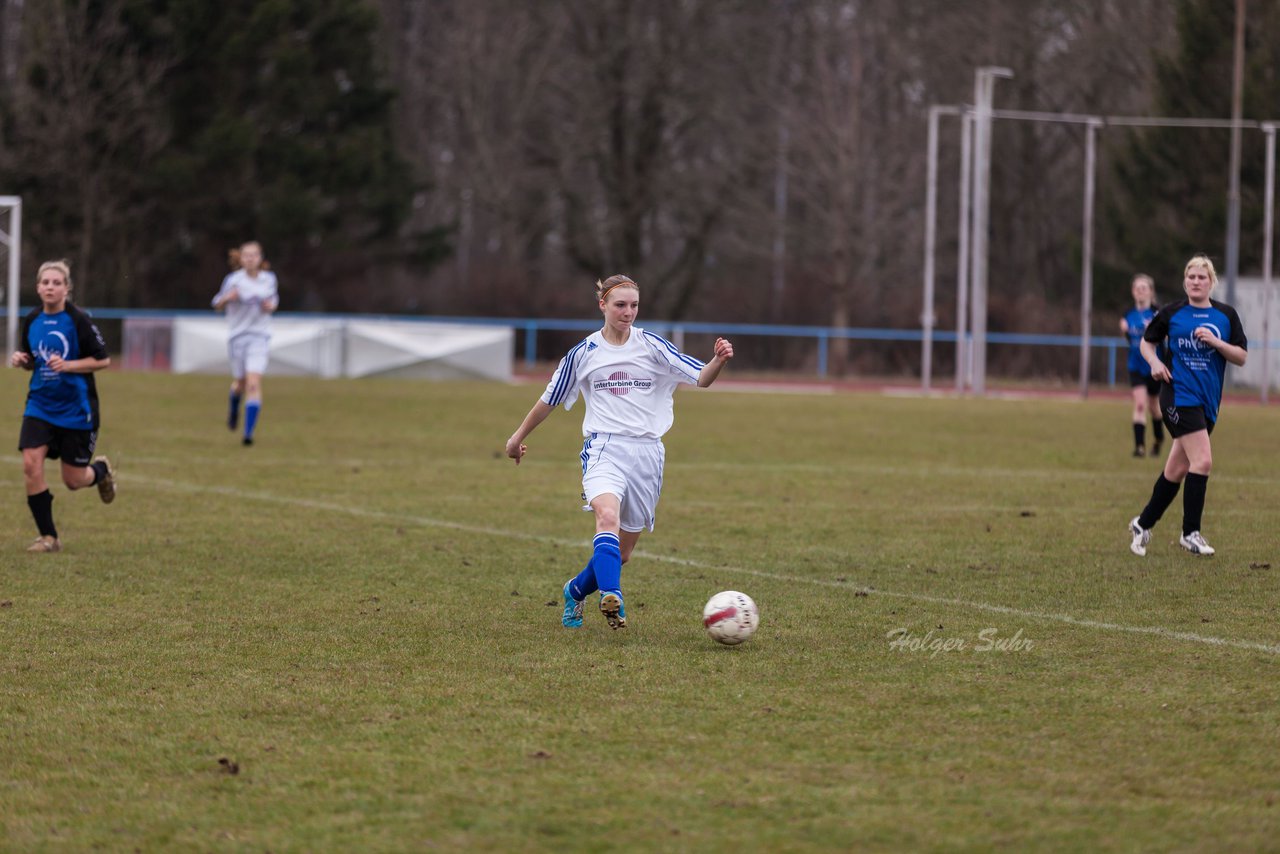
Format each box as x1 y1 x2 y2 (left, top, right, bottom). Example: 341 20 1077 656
1129 517 1150 557
1179 531 1215 556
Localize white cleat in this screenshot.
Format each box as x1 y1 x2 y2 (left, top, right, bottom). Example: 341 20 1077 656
1129 517 1151 557
1179 531 1215 556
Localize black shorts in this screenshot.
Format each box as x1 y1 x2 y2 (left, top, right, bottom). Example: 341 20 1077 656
1158 385 1215 439
18 416 98 466
1128 371 1161 396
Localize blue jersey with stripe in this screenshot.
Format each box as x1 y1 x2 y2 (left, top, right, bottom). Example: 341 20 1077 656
1123 306 1156 375
1144 298 1246 424
22 307 108 429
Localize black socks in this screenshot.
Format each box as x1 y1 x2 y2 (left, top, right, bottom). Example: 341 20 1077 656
1138 475 1181 531
27 490 57 538
1182 473 1209 535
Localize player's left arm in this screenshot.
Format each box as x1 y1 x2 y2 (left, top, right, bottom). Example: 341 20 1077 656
262 275 279 313
697 337 734 388
46 354 110 373
1197 306 1248 367
50 312 112 372
1196 331 1247 366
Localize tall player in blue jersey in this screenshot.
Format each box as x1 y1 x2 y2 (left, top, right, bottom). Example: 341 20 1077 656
505 274 734 630
212 241 278 446
8 260 116 552
1128 255 1247 557
1119 274 1164 457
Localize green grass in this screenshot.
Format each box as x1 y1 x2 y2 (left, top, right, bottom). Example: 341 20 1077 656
1 370 1278 851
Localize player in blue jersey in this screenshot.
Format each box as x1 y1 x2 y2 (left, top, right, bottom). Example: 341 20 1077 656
1119 274 1164 457
8 260 116 552
505 274 734 630
1128 255 1247 557
212 241 278 446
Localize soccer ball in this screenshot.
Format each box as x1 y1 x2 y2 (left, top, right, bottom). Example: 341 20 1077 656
702 590 759 646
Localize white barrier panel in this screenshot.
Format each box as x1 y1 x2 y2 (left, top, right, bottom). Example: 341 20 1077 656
1232 277 1280 391
170 317 513 381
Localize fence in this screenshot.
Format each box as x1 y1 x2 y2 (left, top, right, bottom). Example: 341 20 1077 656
6 306 1273 390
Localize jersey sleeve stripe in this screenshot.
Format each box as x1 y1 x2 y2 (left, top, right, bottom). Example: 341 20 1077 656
643 330 705 371
546 340 587 405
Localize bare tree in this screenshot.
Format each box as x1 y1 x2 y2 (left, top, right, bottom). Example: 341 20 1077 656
3 0 170 304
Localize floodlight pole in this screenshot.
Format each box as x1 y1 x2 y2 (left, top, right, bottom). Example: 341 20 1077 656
921 107 940 391
956 111 973 392
1225 0 1246 308
921 105 960 393
0 196 20 357
969 67 1012 396
1262 124 1276 405
1078 120 1102 398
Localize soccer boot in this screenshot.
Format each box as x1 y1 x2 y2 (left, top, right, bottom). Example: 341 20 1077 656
561 579 584 628
1128 517 1151 557
27 536 61 553
1179 531 1215 556
599 591 627 630
94 456 116 504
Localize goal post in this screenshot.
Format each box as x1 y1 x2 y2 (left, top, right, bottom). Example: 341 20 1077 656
0 196 21 357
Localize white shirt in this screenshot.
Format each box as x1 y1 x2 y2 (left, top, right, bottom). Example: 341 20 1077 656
542 326 704 439
212 269 278 340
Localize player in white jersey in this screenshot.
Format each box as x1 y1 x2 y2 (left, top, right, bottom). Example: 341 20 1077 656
211 241 278 445
505 274 734 630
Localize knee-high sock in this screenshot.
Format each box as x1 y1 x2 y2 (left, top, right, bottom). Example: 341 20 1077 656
1133 423 1145 449
1182 473 1209 535
27 490 56 538
569 558 597 600
1151 418 1164 444
1138 474 1181 530
244 400 261 440
228 392 242 430
591 532 622 596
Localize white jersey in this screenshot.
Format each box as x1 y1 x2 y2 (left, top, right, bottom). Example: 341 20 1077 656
542 326 704 439
212 269 278 340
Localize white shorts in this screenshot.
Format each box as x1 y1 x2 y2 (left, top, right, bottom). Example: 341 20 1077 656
228 335 270 379
580 433 665 533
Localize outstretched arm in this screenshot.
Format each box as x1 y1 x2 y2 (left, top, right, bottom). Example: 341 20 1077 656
506 400 556 464
697 337 734 388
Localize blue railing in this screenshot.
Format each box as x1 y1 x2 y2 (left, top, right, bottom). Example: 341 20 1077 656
5 306 1246 386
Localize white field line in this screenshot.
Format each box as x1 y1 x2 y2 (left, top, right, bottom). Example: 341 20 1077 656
126 472 1280 657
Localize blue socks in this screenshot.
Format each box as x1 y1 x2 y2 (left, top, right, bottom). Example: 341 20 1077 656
591 532 622 596
569 558 597 600
244 400 261 442
228 393 241 430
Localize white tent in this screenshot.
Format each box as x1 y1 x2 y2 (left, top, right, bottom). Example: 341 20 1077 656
169 317 512 381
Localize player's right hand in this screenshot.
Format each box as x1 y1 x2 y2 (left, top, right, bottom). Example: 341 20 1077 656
9 351 30 368
1148 361 1171 383
505 436 527 464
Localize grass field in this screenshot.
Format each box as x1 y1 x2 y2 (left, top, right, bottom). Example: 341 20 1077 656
1 369 1278 851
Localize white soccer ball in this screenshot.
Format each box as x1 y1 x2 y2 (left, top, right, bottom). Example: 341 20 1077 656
702 590 759 646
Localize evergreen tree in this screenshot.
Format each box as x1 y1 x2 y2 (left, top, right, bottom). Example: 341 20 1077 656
1104 0 1279 303
140 0 435 308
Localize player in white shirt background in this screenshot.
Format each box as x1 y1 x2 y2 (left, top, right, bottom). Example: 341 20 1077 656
505 274 734 630
211 241 278 446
